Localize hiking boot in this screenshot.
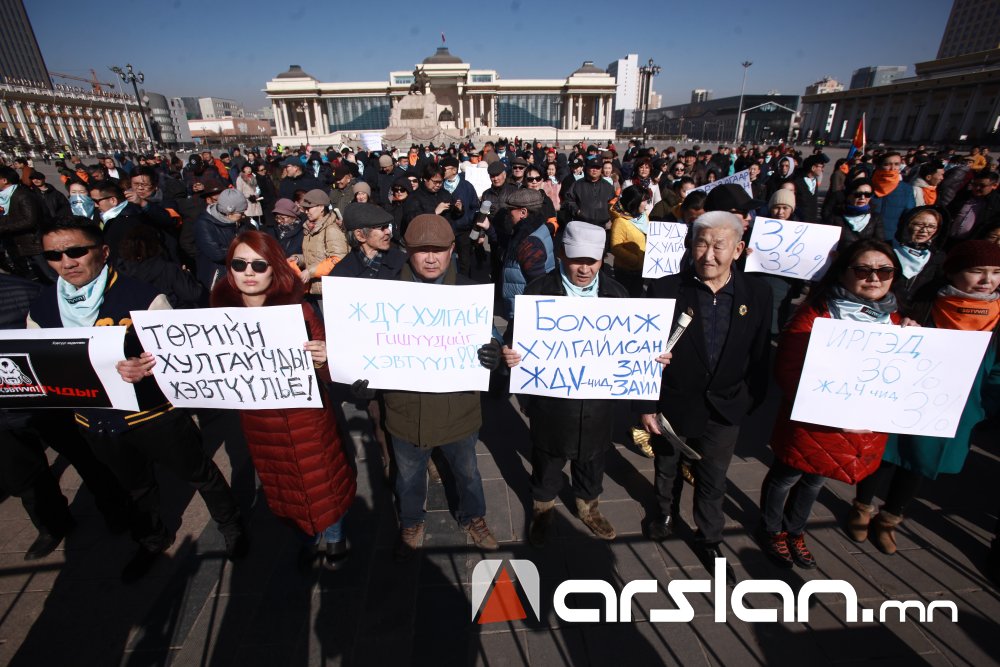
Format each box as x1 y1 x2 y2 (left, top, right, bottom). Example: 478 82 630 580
465 517 498 551
846 500 875 542
529 500 555 548
787 532 817 569
575 497 615 540
757 528 794 569
647 515 672 541
394 522 425 562
872 510 903 555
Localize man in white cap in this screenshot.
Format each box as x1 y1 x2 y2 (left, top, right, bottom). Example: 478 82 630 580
500 221 628 546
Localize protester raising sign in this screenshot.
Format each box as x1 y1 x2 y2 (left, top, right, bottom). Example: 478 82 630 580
0 327 138 411
511 295 675 400
131 305 322 409
323 276 495 392
691 169 752 197
745 217 840 281
791 318 992 437
642 221 688 279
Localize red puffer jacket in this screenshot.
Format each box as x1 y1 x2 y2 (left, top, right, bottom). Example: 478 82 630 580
770 302 899 484
239 305 356 535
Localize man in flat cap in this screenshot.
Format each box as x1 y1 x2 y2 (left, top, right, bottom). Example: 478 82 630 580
278 155 324 200
500 188 554 320
331 202 405 280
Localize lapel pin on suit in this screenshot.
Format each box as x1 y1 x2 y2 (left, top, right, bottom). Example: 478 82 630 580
738 304 748 316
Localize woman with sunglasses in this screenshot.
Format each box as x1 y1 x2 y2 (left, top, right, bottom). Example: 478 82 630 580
524 166 558 230
851 240 1000 554
757 239 904 570
823 178 885 249
211 231 356 571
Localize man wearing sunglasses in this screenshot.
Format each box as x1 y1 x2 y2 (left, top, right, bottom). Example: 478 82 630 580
331 202 405 280
27 216 247 582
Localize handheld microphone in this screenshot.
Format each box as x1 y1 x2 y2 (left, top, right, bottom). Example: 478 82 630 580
664 307 695 354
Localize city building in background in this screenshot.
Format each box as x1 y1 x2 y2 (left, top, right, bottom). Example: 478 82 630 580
264 48 617 146
0 0 50 89
188 117 272 148
849 66 908 90
143 92 174 145
691 89 712 104
198 97 244 119
607 54 639 130
645 94 800 143
168 98 194 146
937 0 1000 58
804 77 843 95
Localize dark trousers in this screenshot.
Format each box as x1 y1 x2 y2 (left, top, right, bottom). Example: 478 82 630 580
855 460 924 516
530 447 606 502
759 460 827 535
0 411 127 534
83 410 241 551
653 418 739 545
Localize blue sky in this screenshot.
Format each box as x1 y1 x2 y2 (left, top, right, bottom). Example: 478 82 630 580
28 0 951 111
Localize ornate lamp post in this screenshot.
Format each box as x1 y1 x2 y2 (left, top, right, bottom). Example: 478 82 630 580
638 58 661 143
734 61 752 144
110 64 154 150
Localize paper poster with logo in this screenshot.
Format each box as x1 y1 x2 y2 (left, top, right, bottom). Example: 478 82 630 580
131 305 322 409
0 327 138 410
791 318 992 437
322 276 495 392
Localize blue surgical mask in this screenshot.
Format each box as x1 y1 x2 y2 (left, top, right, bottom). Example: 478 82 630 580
69 194 95 217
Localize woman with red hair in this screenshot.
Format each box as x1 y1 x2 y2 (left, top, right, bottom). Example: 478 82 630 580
212 231 356 570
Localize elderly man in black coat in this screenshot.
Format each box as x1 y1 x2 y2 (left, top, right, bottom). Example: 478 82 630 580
501 221 629 546
638 210 772 583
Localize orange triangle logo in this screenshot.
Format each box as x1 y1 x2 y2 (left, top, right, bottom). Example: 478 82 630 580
477 566 527 624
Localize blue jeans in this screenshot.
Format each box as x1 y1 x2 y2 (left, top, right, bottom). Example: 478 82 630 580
759 460 827 535
392 433 486 528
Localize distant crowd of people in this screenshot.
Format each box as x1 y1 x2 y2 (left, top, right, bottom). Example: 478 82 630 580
0 136 998 589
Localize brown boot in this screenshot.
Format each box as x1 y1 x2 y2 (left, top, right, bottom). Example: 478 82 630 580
529 500 555 547
846 500 875 542
872 510 903 555
576 497 616 540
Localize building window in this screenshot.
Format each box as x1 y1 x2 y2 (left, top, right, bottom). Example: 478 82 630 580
325 96 390 131
497 94 562 127
471 74 493 83
394 76 414 85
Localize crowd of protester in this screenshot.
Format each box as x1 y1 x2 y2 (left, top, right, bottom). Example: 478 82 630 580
0 136 998 588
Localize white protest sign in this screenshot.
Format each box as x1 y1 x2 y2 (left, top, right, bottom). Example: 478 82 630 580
131 305 321 409
360 133 383 152
0 327 138 411
692 169 752 197
642 220 688 278
791 318 992 437
511 295 675 400
463 166 492 197
322 277 494 392
745 217 840 281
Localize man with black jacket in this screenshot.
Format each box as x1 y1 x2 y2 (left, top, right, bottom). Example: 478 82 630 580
401 163 464 235
0 166 50 282
28 171 70 222
638 210 772 583
560 156 615 228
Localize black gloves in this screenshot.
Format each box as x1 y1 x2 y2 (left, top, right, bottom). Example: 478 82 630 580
477 341 502 371
351 378 376 399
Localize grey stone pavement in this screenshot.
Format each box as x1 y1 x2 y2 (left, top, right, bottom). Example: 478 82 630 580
1 382 999 667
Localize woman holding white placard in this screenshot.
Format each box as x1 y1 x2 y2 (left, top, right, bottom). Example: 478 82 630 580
852 240 1000 555
212 230 356 571
757 239 903 570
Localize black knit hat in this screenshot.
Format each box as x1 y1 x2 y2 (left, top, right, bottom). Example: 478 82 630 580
943 240 1000 274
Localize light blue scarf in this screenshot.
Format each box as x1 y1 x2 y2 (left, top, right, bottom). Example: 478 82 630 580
843 213 871 233
826 285 895 324
444 176 459 194
70 194 95 218
57 265 109 327
628 212 649 235
0 184 15 214
559 260 599 298
100 200 128 227
892 239 932 279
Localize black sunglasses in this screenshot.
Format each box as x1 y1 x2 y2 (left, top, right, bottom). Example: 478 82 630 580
850 191 874 198
230 258 270 273
525 176 543 183
849 265 894 280
43 245 98 261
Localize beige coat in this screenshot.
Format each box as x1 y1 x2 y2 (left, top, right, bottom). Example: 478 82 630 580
234 175 263 218
302 210 349 294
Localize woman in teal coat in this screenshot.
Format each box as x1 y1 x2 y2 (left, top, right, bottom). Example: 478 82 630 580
847 240 1000 555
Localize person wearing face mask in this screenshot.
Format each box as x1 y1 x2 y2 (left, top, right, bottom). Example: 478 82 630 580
891 206 949 314
609 185 652 297
851 241 1000 556
67 179 98 222
194 189 252 289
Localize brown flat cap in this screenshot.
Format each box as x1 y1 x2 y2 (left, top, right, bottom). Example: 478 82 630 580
404 214 454 248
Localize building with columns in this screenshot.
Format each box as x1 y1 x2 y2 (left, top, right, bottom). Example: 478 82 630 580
264 48 617 146
0 78 151 155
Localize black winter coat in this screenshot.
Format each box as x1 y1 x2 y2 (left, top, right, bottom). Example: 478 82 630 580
561 177 615 226
513 269 628 461
329 246 407 280
119 256 206 308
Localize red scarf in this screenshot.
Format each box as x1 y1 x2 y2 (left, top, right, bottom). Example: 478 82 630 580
871 170 900 198
931 294 1000 331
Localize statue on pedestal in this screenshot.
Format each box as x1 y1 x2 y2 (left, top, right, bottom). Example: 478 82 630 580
408 67 430 95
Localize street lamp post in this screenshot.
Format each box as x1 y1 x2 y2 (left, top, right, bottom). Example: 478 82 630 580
297 101 310 147
638 58 661 144
110 63 153 150
734 60 752 144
